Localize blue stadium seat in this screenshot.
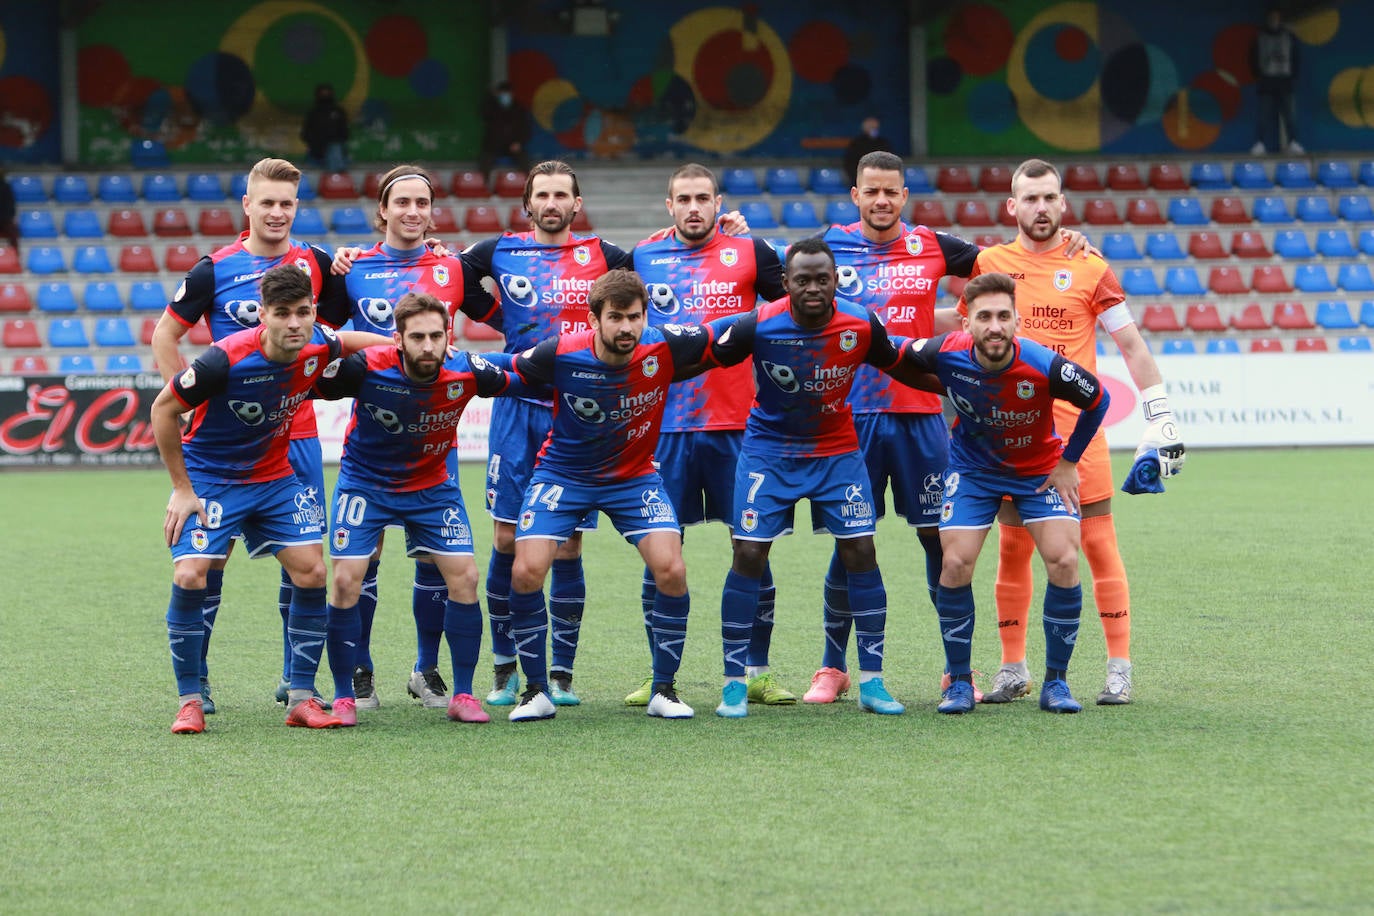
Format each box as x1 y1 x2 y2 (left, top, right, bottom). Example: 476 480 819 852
73 245 114 275
823 200 859 225
1337 194 1374 222
1362 300 1374 327
129 280 168 312
809 168 847 195
1189 162 1228 190
1252 196 1293 223
1100 232 1142 261
186 173 225 201
20 210 58 238
721 168 761 196
98 174 138 203
1295 195 1335 222
104 353 144 372
25 246 66 274
765 168 804 195
293 207 326 236
9 175 47 202
1315 300 1357 329
1318 161 1356 189
904 166 932 193
330 207 369 234
1145 232 1185 259
1360 161 1374 186
780 200 820 228
1338 263 1374 292
1293 264 1336 292
93 317 136 347
1164 266 1205 296
1119 267 1162 296
1233 161 1272 189
296 173 316 201
36 282 79 313
59 354 98 373
229 173 249 199
83 281 124 312
53 175 94 204
1160 339 1196 355
1205 338 1240 354
1359 230 1374 256
62 209 104 239
1166 198 1207 225
1275 161 1315 189
1337 335 1371 351
738 201 778 229
1315 229 1355 258
141 173 180 202
130 138 169 168
1273 229 1313 258
48 318 89 347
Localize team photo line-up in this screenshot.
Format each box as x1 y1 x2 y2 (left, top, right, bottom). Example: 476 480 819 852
154 152 1187 734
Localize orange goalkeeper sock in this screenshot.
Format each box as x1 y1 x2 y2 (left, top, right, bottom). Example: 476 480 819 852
994 523 1036 665
1082 514 1131 660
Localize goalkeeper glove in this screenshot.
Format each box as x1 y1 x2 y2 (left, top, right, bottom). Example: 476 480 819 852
1135 384 1185 477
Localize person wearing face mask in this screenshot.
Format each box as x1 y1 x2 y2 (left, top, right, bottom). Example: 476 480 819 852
301 83 350 172
842 116 892 189
479 80 531 179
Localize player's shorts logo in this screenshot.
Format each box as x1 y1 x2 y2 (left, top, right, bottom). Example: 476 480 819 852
924 472 943 493
836 265 864 299
720 247 738 267
442 507 465 527
761 360 800 393
1054 269 1072 291
647 283 680 316
224 299 261 328
333 527 349 550
499 274 538 308
905 234 925 257
519 509 535 530
360 297 395 330
643 355 659 378
432 265 449 286
845 483 864 502
740 508 758 532
940 501 953 522
945 471 960 495
363 402 404 434
447 381 464 399
304 356 318 377
190 529 208 551
228 399 265 426
562 393 606 424
486 487 497 510
839 329 858 351
295 488 320 511
573 246 591 266
1017 380 1035 399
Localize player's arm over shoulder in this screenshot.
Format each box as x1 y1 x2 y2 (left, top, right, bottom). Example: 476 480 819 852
166 256 217 326
313 350 367 400
513 336 560 386
169 344 231 409
752 238 786 301
705 310 757 367
662 322 715 380
875 317 945 393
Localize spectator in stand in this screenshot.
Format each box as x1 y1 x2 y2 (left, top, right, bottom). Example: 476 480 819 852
0 168 18 253
843 116 892 189
479 81 531 178
301 83 350 171
1250 4 1302 155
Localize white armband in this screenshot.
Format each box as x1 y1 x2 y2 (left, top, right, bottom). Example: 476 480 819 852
1139 383 1171 421
1098 303 1135 333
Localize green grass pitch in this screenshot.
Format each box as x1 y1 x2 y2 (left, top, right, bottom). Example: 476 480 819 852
1 447 1370 912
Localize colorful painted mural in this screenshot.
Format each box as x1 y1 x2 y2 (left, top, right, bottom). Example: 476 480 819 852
0 3 62 164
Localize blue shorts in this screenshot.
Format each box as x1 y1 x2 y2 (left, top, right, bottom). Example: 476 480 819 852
289 436 325 503
733 448 876 542
938 467 1079 530
330 479 475 559
850 411 949 527
515 471 679 545
173 475 326 561
654 429 742 527
487 398 596 530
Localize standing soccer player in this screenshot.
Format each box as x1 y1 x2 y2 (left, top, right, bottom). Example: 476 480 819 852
315 293 524 726
150 157 349 712
959 159 1186 705
626 163 790 706
152 265 389 733
905 271 1110 714
503 269 715 722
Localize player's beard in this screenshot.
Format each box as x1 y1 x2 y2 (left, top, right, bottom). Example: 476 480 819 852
974 333 1012 365
403 351 442 382
1021 212 1060 243
863 206 899 234
676 213 715 242
600 328 638 357
535 206 576 234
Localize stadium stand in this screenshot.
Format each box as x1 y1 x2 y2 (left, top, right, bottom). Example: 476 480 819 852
1206 338 1241 354
452 170 488 198
36 282 78 312
1230 303 1271 330
1184 303 1226 332
1106 164 1145 190
765 167 804 195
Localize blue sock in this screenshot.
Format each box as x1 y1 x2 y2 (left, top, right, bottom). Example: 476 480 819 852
413 562 447 672
278 568 293 681
747 563 776 667
821 551 851 671
640 567 656 655
918 531 942 607
936 583 976 676
167 584 206 696
720 569 758 679
486 549 516 662
199 568 223 678
287 585 328 690
549 556 586 673
443 599 483 696
326 603 361 700
355 559 380 671
1042 582 1083 674
848 567 888 673
651 590 690 684
509 588 548 688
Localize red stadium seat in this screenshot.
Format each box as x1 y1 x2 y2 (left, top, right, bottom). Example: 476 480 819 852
1059 198 1078 226
1294 336 1329 352
458 316 504 341
452 170 489 198
936 166 975 194
1148 163 1188 190
197 208 237 236
1210 197 1250 224
2 319 42 347
942 276 969 300
997 202 1017 228
140 317 158 345
1063 164 1102 192
493 170 526 199
1140 305 1182 332
571 209 593 232
1272 301 1314 329
429 205 459 234
507 205 530 232
1082 198 1123 225
1207 267 1248 295
107 209 148 238
0 282 34 312
119 244 158 273
464 205 502 233
1229 230 1270 258
187 321 212 345
1250 337 1285 352
0 246 18 274
954 199 994 227
1187 232 1226 259
1185 303 1226 332
1106 164 1145 191
1252 266 1293 294
361 172 385 200
978 166 1012 194
909 199 951 228
318 171 358 199
12 354 49 372
153 208 192 237
1125 197 1165 225
1229 303 1270 330
974 233 1005 247
165 244 200 273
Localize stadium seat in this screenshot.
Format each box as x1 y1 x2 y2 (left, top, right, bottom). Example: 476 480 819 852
20 210 58 238
187 321 212 345
1159 338 1196 355
63 209 104 239
978 166 1012 193
1360 230 1374 257
1188 231 1226 259
36 282 79 313
1206 338 1240 354
1249 337 1284 353
451 170 488 198
0 284 34 313
83 281 124 312
1294 336 1329 352
229 173 249 199
1209 197 1249 225
809 167 847 195
1063 164 1103 192
129 280 167 312
1082 198 1122 225
1148 163 1188 190
53 175 94 204
429 205 459 234
165 244 200 273
292 207 326 236
1100 232 1141 261
903 167 932 193
10 175 47 202
1188 162 1228 190
1275 161 1316 189
198 208 238 237
1361 301 1374 327
995 203 1018 229
185 173 224 202
936 166 975 194
1272 229 1313 258
765 168 804 195
1251 266 1292 294
1140 304 1182 332
492 170 525 199
1184 303 1226 332
954 199 994 227
330 207 369 234
1318 160 1356 189
1252 196 1293 223
1233 161 1272 189
73 246 113 275
108 209 148 237
720 168 760 196
153 208 192 237
1166 197 1207 225
296 172 317 200
571 208 593 232
1338 335 1372 351
464 205 501 233
504 204 528 232
97 174 137 203
1293 264 1336 293
141 173 180 202
118 245 157 273
12 354 49 372
1358 161 1374 186
1338 263 1374 292
823 200 859 225
104 353 143 372
910 199 951 228
1229 303 1270 330
1314 300 1357 329
319 171 358 199
1125 198 1164 225
1273 302 1314 329
1337 194 1374 222
139 317 157 344
1106 164 1145 191
4 316 45 347
26 246 66 274
1295 195 1335 222
1146 232 1185 260
458 316 504 342
48 317 89 347
360 172 382 200
738 201 777 229
1119 267 1162 296
130 138 169 169
1315 229 1355 258
973 233 1005 247
780 200 821 228
1165 266 1205 296
94 317 136 347
0 246 18 273
1207 267 1248 295
59 354 97 373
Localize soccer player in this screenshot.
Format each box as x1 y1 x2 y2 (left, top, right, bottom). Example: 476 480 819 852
626 162 790 707
959 159 1186 706
152 265 389 734
704 238 932 718
905 271 1110 714
503 269 715 722
150 157 349 713
314 293 524 726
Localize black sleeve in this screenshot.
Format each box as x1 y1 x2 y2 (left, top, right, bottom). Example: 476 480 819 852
456 258 499 323
1047 354 1106 411
903 334 947 374
663 323 714 381
170 345 231 408
311 247 351 329
314 350 367 400
706 311 757 367
752 238 786 301
167 257 218 325
513 336 560 386
862 310 902 369
461 238 499 279
467 352 515 398
601 240 632 270
935 231 981 279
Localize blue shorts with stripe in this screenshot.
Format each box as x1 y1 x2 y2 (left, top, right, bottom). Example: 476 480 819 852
654 429 742 528
330 479 475 559
172 475 325 561
733 448 877 542
514 471 678 545
851 411 948 527
486 398 596 530
938 466 1079 530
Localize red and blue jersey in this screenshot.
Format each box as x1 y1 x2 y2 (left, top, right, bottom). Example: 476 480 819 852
317 346 518 492
631 232 784 432
823 221 978 415
171 324 342 485
903 332 1108 476
513 324 713 482
342 242 496 335
707 297 906 458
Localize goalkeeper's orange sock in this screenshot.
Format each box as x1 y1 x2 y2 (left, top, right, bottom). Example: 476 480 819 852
1082 514 1130 660
994 523 1036 665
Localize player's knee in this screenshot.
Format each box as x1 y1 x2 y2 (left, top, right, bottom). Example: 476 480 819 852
492 524 516 554
288 562 327 590
555 535 582 561
444 563 480 602
652 559 688 595
1040 550 1079 586
332 568 363 606
940 552 978 586
172 566 208 590
836 538 877 573
731 541 768 578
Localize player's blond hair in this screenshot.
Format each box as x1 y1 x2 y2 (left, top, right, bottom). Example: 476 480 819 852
246 157 301 192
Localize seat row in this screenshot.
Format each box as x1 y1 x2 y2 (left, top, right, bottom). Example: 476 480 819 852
1138 300 1374 333
5 244 206 276
0 279 171 314
1 316 201 349
907 193 1374 229
1150 336 1369 354
1101 228 1374 261
1120 263 1374 297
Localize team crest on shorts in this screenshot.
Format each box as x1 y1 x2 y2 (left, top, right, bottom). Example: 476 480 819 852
940 501 954 522
1017 380 1035 399
486 487 497 510
448 381 464 399
190 529 208 551
839 329 858 351
433 265 449 286
573 246 590 266
642 355 659 377
740 508 758 532
1054 269 1072 291
905 234 924 256
720 247 738 267
333 528 349 550
519 509 535 530
304 356 318 376
296 257 311 274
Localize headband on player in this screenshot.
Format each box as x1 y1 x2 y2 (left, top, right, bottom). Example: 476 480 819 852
380 173 433 200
